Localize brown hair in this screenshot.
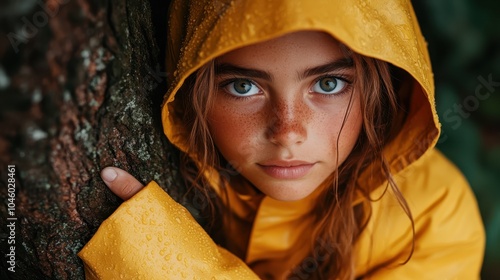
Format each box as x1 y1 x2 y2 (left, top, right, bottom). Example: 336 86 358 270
174 48 414 279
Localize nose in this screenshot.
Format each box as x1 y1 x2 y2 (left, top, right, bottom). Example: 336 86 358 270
266 98 307 147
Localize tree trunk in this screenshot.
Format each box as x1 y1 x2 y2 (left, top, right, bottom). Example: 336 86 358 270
0 0 182 279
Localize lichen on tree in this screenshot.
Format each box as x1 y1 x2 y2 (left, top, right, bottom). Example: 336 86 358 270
0 0 182 279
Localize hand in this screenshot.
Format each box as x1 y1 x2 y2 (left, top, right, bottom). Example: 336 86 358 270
100 167 144 200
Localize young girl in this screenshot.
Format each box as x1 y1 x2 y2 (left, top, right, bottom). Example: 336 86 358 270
79 0 485 279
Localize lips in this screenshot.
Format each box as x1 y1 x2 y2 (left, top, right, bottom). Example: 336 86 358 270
257 160 315 179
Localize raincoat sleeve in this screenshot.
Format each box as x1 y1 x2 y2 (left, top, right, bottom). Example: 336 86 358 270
365 152 485 279
78 181 259 280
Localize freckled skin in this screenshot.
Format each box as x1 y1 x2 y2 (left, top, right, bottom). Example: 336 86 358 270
208 31 362 201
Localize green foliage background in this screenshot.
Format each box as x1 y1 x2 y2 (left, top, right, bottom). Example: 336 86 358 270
412 0 500 278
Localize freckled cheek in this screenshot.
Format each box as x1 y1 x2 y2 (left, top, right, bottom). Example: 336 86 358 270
320 101 363 159
207 104 262 160
316 114 345 157
335 103 363 158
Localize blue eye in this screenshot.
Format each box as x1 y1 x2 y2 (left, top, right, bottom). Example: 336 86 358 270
224 79 261 97
312 77 347 95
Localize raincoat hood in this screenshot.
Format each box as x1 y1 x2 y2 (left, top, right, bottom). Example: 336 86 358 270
162 0 440 185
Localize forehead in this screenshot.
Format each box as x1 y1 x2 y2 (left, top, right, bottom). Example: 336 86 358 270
215 31 345 67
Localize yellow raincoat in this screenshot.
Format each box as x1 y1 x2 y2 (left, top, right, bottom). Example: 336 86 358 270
78 0 485 279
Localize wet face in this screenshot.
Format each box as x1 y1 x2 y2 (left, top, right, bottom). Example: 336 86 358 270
207 31 362 201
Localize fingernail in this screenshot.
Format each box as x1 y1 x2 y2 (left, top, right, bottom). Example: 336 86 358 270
101 168 118 182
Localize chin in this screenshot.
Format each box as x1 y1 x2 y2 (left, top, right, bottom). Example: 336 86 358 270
263 187 316 202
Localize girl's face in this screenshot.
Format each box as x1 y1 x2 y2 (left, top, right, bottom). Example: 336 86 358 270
208 31 362 201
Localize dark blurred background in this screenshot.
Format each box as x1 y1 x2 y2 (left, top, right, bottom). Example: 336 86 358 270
412 0 500 278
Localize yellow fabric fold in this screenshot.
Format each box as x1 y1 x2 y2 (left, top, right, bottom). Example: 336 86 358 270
354 150 485 278
78 181 259 280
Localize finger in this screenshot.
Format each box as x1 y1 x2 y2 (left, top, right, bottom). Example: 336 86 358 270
101 167 144 200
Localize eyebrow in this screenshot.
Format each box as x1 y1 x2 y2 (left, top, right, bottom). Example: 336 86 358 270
299 57 354 80
214 57 354 81
215 63 273 81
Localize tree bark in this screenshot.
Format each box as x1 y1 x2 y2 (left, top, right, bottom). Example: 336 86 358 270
0 0 180 279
